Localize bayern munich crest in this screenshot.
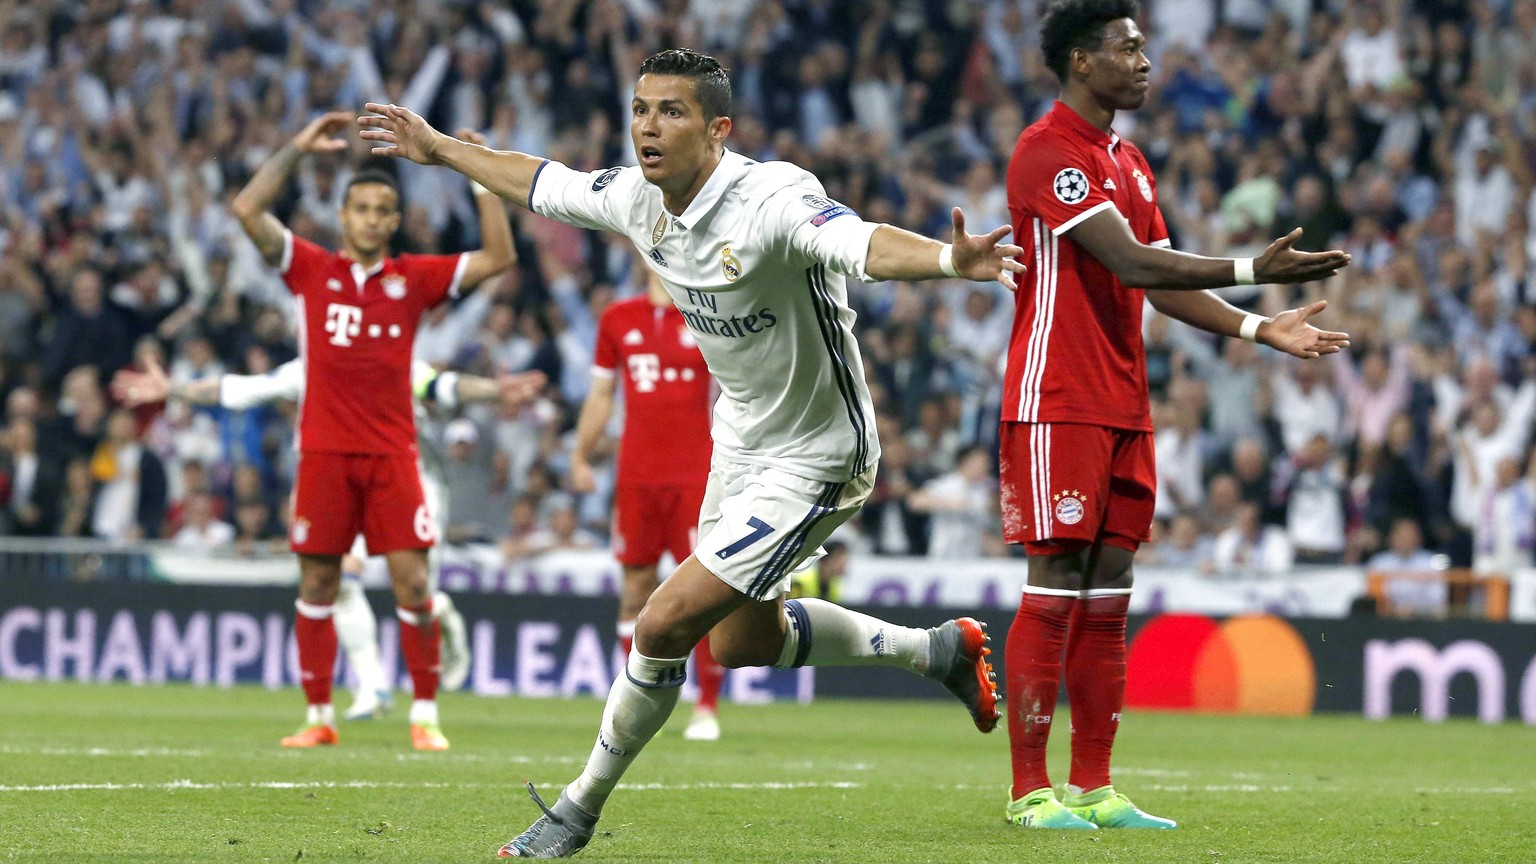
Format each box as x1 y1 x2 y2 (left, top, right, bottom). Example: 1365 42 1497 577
1053 167 1089 204
1053 490 1087 525
382 274 407 299
1133 168 1153 202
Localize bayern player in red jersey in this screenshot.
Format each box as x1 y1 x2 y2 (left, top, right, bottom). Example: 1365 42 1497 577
230 113 515 751
999 0 1351 830
570 270 726 741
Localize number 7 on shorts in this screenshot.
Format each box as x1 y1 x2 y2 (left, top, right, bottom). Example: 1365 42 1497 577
715 517 774 559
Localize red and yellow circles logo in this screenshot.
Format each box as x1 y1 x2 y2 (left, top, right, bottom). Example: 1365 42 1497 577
1125 614 1316 716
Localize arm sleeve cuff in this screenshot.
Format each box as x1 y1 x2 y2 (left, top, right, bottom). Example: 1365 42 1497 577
1051 200 1117 236
448 253 470 298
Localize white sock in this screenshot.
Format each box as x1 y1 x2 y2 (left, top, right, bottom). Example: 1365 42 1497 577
431 590 455 619
333 578 387 695
409 699 439 726
306 703 335 727
567 650 687 815
774 598 931 673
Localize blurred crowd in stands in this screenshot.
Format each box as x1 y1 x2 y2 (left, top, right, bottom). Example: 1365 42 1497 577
2 0 1536 578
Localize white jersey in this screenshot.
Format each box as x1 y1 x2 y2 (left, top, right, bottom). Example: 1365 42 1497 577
531 150 881 483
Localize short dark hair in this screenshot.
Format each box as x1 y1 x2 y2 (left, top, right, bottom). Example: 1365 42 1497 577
638 49 732 120
344 168 401 206
1040 0 1141 82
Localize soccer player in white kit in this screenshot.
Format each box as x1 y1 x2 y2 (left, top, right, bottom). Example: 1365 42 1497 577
360 48 1025 858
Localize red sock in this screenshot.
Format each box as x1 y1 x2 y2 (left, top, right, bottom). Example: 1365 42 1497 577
1065 592 1130 792
294 601 337 708
398 601 440 702
617 619 636 658
693 635 724 712
1006 590 1076 796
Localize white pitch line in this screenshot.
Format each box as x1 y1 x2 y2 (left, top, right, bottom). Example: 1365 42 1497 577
0 746 209 758
0 779 866 794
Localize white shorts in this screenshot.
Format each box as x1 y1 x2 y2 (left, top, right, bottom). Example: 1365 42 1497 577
695 458 874 600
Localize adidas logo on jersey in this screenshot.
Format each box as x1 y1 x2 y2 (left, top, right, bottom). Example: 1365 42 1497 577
1103 179 1117 190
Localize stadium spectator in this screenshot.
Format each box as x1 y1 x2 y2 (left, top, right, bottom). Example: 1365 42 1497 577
0 0 1531 591
1282 434 1348 564
89 407 167 543
440 418 504 544
1471 453 1536 574
170 490 235 552
908 445 998 559
1154 514 1214 570
2 415 58 536
1210 502 1294 575
1367 518 1448 617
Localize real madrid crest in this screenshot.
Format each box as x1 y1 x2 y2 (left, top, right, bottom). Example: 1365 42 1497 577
382 274 407 300
651 213 667 245
721 246 742 282
1132 168 1153 203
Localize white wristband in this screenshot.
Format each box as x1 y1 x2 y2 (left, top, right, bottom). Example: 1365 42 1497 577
937 244 960 278
1233 257 1256 286
1239 313 1265 342
469 179 491 197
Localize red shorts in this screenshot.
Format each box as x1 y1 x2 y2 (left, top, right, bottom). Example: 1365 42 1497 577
998 421 1156 555
290 451 435 556
612 482 706 568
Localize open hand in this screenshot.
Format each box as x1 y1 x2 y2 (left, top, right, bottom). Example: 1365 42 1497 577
293 111 354 155
498 370 546 410
359 102 444 164
1255 228 1351 284
110 356 171 406
949 208 1025 291
570 459 597 494
1258 300 1351 359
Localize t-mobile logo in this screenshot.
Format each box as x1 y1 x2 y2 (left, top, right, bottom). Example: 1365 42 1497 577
324 303 364 346
627 353 661 392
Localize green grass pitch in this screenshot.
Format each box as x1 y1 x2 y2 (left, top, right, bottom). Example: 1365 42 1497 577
0 681 1531 863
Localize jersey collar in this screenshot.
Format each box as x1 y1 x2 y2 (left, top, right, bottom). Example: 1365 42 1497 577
1051 100 1120 150
673 148 747 230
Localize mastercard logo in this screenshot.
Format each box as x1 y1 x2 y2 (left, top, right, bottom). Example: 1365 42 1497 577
1124 613 1316 716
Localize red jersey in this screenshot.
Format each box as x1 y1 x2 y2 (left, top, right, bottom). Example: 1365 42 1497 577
1003 101 1170 431
282 231 466 455
593 296 713 487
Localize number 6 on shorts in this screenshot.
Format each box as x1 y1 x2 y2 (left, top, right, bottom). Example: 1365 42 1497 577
715 516 774 559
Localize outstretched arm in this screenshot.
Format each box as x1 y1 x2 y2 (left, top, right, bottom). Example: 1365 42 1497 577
865 208 1024 288
359 103 546 209
451 371 547 408
1147 291 1350 359
230 111 353 266
1069 209 1350 290
111 356 222 406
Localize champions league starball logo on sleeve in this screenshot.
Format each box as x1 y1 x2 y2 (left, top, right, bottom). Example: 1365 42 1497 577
1053 167 1090 205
